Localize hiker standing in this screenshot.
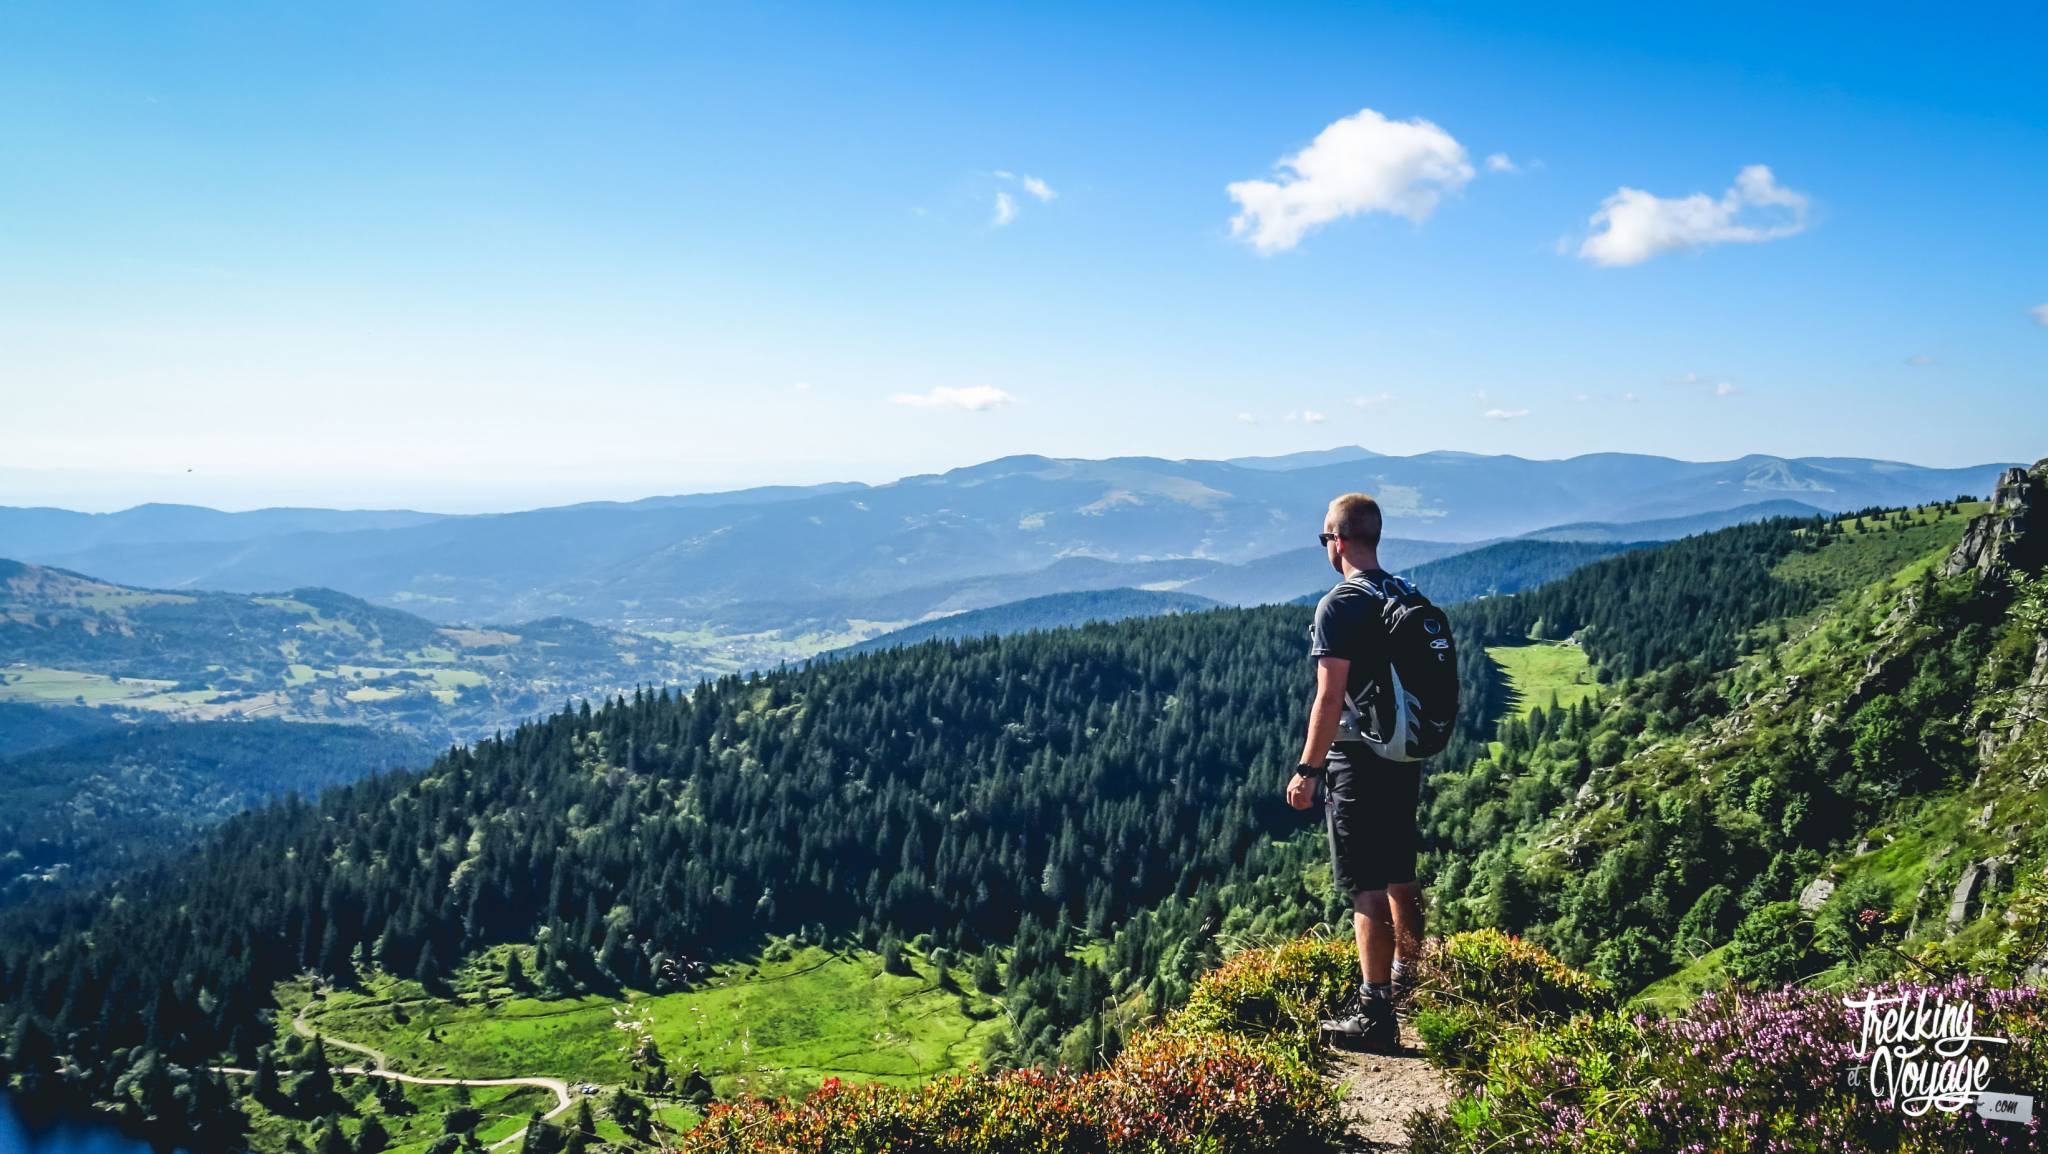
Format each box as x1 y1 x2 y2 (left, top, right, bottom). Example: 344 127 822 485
1285 492 1457 1052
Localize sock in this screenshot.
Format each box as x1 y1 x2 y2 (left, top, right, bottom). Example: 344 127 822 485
1366 981 1392 1003
1391 959 1410 983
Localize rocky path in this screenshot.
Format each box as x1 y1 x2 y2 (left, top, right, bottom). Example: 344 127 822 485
1323 1019 1456 1152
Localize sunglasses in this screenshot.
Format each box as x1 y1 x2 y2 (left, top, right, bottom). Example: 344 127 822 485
1318 532 1342 546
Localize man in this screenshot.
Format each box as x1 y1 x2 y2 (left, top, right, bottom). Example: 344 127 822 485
1285 492 1425 1053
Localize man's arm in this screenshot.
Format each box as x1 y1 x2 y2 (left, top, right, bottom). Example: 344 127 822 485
1298 656 1350 767
1285 655 1350 810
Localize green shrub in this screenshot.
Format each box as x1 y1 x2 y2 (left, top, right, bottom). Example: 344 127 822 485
1724 900 1813 986
1411 929 1610 1078
1173 934 1359 1066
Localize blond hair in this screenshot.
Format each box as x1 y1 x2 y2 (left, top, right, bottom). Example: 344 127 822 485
1327 492 1382 546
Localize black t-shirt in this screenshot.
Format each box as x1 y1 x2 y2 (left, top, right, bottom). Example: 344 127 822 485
1308 569 1390 748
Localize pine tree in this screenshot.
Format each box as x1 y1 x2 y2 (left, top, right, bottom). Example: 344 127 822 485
295 1036 335 1114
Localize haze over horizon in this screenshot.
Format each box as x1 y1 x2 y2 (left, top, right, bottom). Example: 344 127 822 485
0 443 2027 516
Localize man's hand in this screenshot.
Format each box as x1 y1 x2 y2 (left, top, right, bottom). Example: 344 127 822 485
1286 772 1318 811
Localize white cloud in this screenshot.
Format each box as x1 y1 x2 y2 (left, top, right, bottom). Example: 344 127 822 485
792 381 812 392
1021 175 1056 202
991 191 1016 227
1578 164 1809 267
1227 107 1475 253
1906 354 1935 367
1622 391 1639 402
1483 408 1529 420
2030 303 2048 327
1715 381 1740 396
1235 411 1259 425
888 386 1015 411
1485 152 1518 174
1573 392 1591 402
1352 392 1393 408
1300 409 1326 424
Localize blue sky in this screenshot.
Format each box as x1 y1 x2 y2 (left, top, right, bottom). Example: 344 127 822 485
2 1 2043 511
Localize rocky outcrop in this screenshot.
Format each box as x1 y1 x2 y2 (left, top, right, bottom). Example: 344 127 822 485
1944 459 2048 579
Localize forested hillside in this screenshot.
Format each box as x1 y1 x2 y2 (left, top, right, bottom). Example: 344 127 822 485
4 482 2041 1151
1425 479 2048 999
0 720 432 907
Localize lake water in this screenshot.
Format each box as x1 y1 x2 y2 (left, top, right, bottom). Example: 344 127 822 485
0 1093 194 1154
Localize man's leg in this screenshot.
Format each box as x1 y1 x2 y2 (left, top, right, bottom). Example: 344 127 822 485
1351 888 1393 984
1387 880 1424 969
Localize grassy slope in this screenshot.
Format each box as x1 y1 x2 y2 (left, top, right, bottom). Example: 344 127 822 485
1516 501 2017 1006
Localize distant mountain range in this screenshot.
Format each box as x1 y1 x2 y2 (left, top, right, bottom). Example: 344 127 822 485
826 588 1222 659
839 536 1648 661
0 450 2007 639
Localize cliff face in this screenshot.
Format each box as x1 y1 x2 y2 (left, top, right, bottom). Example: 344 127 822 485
1944 458 2048 579
1942 459 2048 772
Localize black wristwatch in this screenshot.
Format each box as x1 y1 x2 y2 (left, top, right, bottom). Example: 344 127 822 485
1295 761 1326 780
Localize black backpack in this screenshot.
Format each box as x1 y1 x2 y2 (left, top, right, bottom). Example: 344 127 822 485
1340 571 1459 762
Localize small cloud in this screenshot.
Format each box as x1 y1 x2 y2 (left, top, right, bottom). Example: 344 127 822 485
1905 354 1935 367
1472 388 1490 404
1573 393 1590 402
1300 409 1326 424
993 169 1015 180
1352 392 1393 408
1235 411 1259 425
1483 408 1530 420
889 386 1015 411
1020 175 1056 202
1485 152 1519 174
793 381 812 392
1227 107 1475 253
1715 381 1740 396
1673 371 1703 385
1622 391 1639 402
1578 164 1810 267
992 191 1016 227
2030 303 2048 327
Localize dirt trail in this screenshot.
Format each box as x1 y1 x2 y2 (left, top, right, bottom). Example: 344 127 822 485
1323 1019 1456 1152
293 999 389 1072
212 994 580 1150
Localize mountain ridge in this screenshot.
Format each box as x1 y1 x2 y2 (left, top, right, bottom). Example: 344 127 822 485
1 450 2008 639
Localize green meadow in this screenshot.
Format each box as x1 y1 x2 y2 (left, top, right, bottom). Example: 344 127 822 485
261 938 1009 1150
1486 640 1599 718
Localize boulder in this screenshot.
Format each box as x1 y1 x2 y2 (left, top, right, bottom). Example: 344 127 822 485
1797 876 1836 912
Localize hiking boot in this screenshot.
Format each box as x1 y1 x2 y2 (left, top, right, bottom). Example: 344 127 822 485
1318 987 1399 1053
